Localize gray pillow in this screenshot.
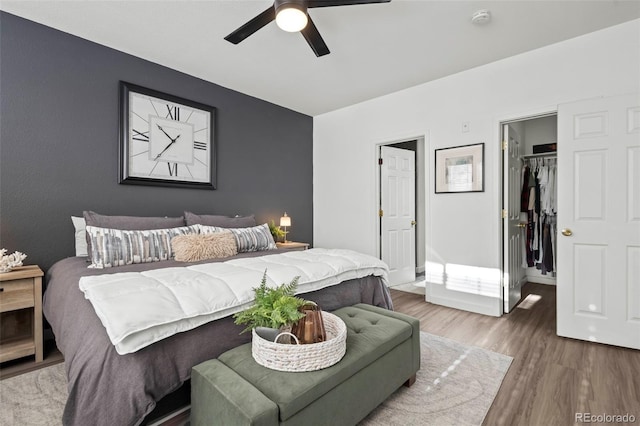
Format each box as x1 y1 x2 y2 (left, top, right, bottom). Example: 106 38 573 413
199 223 276 253
83 211 186 261
84 211 185 229
184 211 256 228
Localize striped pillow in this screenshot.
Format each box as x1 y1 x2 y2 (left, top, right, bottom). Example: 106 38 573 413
199 223 276 253
86 225 200 268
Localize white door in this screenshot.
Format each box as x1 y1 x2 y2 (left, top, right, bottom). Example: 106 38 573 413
557 93 640 349
381 146 416 285
503 124 527 313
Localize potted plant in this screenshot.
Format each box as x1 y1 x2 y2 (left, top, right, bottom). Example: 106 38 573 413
233 271 307 342
268 220 285 242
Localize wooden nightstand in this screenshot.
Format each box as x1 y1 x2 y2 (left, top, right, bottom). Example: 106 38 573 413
0 265 43 363
276 242 310 251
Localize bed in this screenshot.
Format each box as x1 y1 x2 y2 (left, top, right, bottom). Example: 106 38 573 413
44 249 392 426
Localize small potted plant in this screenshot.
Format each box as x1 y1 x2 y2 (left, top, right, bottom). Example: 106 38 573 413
233 271 307 343
268 220 286 242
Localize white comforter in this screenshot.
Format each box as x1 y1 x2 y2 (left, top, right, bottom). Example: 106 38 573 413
79 248 389 354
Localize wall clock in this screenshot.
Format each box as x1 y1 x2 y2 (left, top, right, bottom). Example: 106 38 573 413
119 82 216 189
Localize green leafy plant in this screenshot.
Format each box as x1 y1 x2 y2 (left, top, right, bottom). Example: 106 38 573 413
269 220 285 242
233 271 306 334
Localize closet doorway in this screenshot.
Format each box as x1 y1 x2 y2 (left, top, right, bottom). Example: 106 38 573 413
501 114 558 313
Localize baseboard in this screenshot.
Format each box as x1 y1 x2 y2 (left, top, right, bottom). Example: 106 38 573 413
526 275 556 285
525 267 556 285
425 283 502 317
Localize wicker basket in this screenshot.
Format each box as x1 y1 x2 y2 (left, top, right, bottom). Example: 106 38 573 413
251 312 347 372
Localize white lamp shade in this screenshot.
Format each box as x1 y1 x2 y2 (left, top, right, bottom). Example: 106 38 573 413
280 215 291 227
275 7 308 32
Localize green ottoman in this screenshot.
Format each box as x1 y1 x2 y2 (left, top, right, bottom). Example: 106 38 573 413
191 304 420 426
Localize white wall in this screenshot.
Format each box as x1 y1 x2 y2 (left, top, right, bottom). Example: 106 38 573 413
313 20 640 314
523 115 557 155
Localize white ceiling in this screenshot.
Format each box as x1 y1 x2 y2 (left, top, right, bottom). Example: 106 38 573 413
2 0 639 116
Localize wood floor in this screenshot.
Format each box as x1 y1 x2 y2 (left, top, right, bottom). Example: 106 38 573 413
392 283 640 426
2 283 639 425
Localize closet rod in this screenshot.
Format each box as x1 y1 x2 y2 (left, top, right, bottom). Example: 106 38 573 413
522 152 557 159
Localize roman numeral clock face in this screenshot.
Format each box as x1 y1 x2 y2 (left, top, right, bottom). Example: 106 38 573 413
119 82 216 189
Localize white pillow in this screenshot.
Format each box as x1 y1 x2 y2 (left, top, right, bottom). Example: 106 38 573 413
71 216 88 257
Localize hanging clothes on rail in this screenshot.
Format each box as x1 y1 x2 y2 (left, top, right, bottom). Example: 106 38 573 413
521 156 557 275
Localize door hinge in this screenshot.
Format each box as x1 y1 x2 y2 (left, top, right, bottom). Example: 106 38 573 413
502 140 508 150
378 158 383 165
379 209 384 217
502 209 508 218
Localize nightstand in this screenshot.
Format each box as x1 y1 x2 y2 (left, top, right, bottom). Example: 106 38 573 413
276 242 310 251
0 265 43 363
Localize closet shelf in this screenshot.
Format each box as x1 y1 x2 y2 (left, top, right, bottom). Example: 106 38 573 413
522 152 557 159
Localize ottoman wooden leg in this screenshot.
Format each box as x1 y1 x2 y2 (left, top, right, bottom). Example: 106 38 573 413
404 373 417 388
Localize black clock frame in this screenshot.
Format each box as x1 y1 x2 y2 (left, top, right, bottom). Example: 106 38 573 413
119 81 217 190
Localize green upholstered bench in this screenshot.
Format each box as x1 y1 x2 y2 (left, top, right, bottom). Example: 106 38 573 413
191 304 420 426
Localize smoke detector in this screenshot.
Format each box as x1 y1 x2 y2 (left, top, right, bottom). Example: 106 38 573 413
471 9 491 25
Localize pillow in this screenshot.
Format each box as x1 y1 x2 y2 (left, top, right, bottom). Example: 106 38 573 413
184 211 256 228
83 211 186 261
86 225 199 268
171 232 238 262
200 223 276 253
71 216 88 257
84 211 185 229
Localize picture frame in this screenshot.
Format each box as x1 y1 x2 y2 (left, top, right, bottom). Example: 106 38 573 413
119 82 216 190
435 143 484 193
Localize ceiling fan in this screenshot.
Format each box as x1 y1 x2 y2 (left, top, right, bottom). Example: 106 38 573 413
224 0 391 57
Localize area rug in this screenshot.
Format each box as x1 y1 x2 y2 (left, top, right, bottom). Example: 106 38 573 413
0 332 512 426
360 332 512 425
0 362 67 426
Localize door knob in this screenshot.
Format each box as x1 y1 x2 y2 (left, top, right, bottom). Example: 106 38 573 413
517 223 527 228
411 220 416 226
561 228 573 236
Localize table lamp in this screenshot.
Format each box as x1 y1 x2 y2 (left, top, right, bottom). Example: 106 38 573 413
280 213 291 243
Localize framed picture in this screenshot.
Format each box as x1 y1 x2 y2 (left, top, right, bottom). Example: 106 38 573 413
435 143 484 193
119 82 216 190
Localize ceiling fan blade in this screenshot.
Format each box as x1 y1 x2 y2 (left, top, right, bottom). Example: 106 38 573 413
224 7 276 44
300 16 330 57
307 0 390 8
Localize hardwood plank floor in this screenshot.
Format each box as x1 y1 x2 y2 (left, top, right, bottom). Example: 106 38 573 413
2 283 638 426
391 283 640 426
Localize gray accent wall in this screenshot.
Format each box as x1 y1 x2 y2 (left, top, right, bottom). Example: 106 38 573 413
0 12 313 271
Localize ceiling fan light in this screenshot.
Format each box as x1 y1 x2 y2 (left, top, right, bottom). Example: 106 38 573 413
275 5 308 32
